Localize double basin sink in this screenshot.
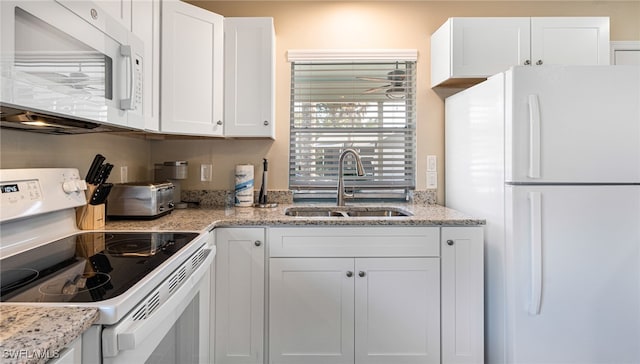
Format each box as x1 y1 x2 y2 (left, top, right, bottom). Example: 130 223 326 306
284 206 413 218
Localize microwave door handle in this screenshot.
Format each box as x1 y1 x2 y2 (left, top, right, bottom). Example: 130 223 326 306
119 45 135 110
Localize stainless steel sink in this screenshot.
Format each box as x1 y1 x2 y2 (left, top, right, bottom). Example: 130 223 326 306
284 206 413 218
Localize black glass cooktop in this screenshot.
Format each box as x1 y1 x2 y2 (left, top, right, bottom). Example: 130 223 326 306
0 232 198 303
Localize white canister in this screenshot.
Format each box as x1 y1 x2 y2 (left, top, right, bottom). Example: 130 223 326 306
235 164 254 207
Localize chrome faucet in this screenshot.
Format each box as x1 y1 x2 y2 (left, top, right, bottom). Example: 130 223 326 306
337 148 365 206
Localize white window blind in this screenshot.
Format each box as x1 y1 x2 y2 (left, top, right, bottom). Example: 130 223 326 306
289 60 416 200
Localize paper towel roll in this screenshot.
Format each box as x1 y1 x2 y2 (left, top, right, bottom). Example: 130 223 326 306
235 164 254 207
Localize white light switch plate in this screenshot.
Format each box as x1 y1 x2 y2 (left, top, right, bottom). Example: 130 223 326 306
201 164 213 182
427 171 437 189
427 155 437 172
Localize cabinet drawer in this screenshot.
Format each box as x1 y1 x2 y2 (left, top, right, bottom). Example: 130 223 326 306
268 227 440 257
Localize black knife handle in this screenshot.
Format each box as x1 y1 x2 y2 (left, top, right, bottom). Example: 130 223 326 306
98 163 114 185
86 154 105 183
89 183 113 205
93 164 108 185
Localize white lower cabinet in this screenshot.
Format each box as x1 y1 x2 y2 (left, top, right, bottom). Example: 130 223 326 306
355 258 440 364
441 227 484 364
47 337 81 364
270 257 440 364
269 257 355 364
268 226 451 364
215 228 265 364
214 225 484 364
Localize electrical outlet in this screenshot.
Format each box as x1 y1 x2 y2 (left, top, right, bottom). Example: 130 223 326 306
201 164 213 182
426 171 437 189
427 155 437 172
120 166 128 183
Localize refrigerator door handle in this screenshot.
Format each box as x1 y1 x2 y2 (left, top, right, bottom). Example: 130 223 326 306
528 191 543 315
528 95 541 179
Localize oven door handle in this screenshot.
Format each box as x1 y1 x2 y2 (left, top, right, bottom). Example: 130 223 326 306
102 248 214 357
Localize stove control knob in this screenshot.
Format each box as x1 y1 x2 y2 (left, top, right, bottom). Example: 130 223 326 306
62 180 88 194
62 181 79 193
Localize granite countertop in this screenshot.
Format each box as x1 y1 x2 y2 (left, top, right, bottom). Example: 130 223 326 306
0 306 99 364
105 203 485 232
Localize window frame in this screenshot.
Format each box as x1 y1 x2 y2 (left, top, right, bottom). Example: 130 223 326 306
287 50 418 202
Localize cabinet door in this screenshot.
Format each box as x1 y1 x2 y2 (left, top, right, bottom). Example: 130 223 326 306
94 0 132 31
161 0 223 136
530 17 609 66
354 258 440 364
224 18 275 138
269 258 355 364
131 0 160 131
451 17 530 77
611 41 640 65
49 337 82 364
215 228 265 364
441 227 484 364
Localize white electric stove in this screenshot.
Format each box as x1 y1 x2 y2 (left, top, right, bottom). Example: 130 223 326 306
0 168 214 363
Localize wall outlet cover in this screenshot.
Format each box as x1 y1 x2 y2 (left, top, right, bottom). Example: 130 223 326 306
120 166 128 183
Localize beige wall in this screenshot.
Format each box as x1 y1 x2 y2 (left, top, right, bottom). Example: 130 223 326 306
2 1 639 204
0 129 151 182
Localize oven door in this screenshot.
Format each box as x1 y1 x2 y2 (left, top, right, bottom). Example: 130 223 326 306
0 0 144 130
102 248 214 364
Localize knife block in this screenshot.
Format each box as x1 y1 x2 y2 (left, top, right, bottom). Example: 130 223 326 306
76 185 105 230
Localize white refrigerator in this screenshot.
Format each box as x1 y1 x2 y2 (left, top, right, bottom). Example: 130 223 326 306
445 65 640 364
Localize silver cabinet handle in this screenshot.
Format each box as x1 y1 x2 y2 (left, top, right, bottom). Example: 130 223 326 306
90 8 99 20
524 60 531 65
358 271 366 278
447 239 454 246
254 240 262 247
216 120 223 125
536 60 543 65
263 120 269 126
346 271 353 277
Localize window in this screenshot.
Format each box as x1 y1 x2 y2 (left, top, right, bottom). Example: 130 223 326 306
288 51 417 201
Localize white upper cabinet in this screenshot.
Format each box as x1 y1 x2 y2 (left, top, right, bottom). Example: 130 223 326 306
431 17 530 88
611 41 640 65
430 17 610 88
160 0 224 136
530 17 610 66
224 17 275 138
93 0 132 31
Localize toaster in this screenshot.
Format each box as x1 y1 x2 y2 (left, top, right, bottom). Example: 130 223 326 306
106 182 175 219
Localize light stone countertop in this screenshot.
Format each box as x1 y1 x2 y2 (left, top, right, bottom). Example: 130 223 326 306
0 305 99 364
105 203 485 232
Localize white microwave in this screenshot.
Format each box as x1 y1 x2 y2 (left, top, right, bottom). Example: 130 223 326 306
0 0 144 134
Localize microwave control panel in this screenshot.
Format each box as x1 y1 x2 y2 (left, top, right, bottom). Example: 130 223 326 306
134 55 143 110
